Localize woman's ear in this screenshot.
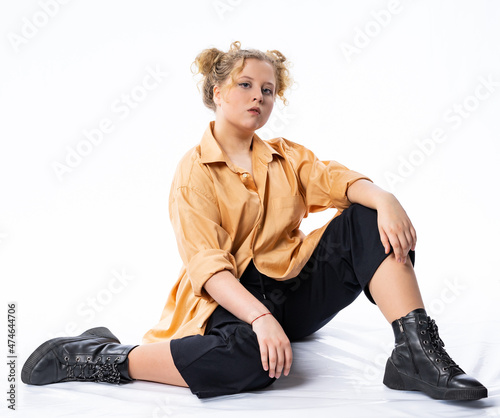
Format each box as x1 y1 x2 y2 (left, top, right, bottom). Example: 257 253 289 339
213 85 221 107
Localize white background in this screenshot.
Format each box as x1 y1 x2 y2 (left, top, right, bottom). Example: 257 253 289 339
1 1 499 416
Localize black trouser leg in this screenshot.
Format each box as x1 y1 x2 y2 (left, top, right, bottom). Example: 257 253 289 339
171 204 415 397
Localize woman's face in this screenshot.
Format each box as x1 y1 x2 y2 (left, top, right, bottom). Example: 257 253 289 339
214 58 276 134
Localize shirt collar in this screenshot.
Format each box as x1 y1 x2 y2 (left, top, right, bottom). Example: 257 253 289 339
200 120 283 165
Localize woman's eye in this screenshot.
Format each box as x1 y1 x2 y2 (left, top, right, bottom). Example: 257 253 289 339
239 82 273 95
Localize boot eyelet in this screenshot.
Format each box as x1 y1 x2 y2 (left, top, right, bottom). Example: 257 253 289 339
64 356 69 361
423 340 429 345
443 367 449 371
436 358 441 363
87 357 91 361
420 330 426 335
76 357 80 362
429 350 434 354
106 357 111 361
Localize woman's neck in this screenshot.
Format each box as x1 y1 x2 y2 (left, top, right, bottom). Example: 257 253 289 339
212 119 253 156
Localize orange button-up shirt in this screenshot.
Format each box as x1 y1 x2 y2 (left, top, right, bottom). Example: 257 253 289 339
142 120 372 343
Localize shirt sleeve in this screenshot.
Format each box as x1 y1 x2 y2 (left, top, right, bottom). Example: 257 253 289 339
169 184 237 299
284 139 373 213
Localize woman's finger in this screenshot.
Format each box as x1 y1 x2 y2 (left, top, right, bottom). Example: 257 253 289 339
267 346 277 379
379 227 391 254
284 344 293 376
397 228 410 256
410 225 417 250
386 230 403 262
403 229 414 254
259 345 269 372
275 347 285 379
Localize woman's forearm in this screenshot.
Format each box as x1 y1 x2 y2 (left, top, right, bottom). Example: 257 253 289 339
204 269 293 379
346 179 397 209
203 269 270 324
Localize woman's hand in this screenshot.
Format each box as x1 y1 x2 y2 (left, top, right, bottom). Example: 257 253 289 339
203 270 293 379
346 180 417 264
251 314 293 379
376 194 417 264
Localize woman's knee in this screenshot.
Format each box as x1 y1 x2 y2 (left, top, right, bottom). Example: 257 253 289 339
173 325 275 397
345 203 376 217
197 325 275 396
344 203 379 229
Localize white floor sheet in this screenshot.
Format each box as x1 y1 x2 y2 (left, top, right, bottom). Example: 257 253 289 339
15 292 500 418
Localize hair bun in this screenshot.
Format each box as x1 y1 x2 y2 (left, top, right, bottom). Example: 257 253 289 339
192 47 224 76
267 49 286 64
229 41 241 52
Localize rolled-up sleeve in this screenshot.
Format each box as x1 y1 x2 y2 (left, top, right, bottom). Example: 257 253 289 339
169 185 237 298
286 140 372 212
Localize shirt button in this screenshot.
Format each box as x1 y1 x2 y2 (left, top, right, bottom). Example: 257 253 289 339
242 173 249 178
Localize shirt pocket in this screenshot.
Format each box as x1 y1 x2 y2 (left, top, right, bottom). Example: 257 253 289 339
271 195 303 210
270 195 306 230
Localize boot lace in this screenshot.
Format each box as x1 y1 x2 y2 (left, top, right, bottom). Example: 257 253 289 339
65 355 121 384
425 317 460 371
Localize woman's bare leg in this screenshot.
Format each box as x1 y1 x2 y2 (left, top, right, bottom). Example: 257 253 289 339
372 252 488 400
368 253 425 323
128 341 188 387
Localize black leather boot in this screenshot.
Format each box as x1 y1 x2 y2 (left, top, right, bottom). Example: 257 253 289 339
383 308 487 400
22 327 137 385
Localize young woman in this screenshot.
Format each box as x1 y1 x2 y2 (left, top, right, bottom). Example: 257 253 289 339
22 41 487 401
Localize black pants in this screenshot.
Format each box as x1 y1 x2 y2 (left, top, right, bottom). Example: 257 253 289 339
170 204 416 398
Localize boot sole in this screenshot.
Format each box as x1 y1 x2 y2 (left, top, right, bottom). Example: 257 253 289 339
383 358 487 401
21 327 120 385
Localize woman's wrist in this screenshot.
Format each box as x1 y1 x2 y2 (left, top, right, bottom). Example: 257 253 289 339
373 190 398 210
251 312 272 325
248 307 272 324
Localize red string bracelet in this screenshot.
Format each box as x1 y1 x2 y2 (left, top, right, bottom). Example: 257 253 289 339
251 312 272 325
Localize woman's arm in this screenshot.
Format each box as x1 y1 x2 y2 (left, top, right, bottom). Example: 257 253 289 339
346 179 417 264
204 270 269 324
204 270 293 380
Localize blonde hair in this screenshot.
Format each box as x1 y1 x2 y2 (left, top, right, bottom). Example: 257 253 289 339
191 41 293 112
